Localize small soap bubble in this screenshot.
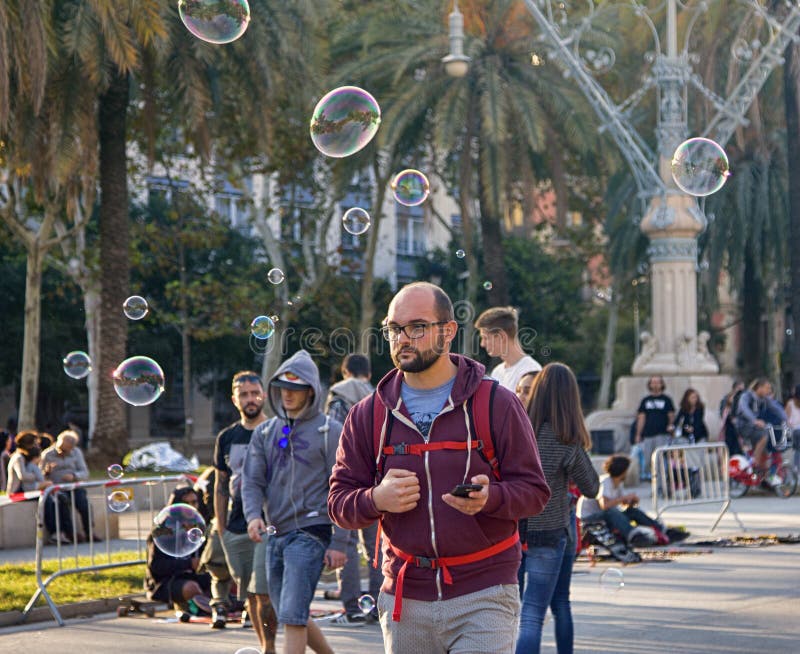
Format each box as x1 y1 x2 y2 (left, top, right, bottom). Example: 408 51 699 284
123 295 148 320
671 137 730 197
483 281 493 291
267 268 285 285
269 314 280 323
187 527 205 545
63 351 91 379
456 249 466 259
112 356 165 407
250 315 275 340
310 86 381 158
261 525 277 536
599 567 624 592
391 169 430 207
107 464 124 480
152 503 207 558
178 0 250 45
357 594 376 613
342 207 371 235
107 490 131 513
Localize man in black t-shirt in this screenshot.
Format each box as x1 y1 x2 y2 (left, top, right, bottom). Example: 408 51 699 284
214 371 276 651
634 376 675 479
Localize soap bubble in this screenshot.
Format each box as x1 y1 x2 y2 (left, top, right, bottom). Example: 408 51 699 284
261 525 277 536
123 295 148 320
107 490 131 513
357 594 376 613
107 464 124 480
671 137 730 197
152 503 207 558
250 315 275 340
267 268 285 285
456 249 466 259
186 527 205 545
342 207 371 235
178 0 250 45
112 356 165 407
63 351 91 379
391 169 430 207
309 86 381 158
269 315 280 323
599 567 625 592
483 281 493 291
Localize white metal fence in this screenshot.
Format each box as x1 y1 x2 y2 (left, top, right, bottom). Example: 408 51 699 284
10 474 192 626
651 441 731 531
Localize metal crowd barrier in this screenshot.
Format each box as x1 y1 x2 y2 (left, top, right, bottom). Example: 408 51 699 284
19 474 191 626
651 441 731 532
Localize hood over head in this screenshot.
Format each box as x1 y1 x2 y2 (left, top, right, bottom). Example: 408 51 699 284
268 350 323 421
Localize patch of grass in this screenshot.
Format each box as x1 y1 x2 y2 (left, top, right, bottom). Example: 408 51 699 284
0 551 145 613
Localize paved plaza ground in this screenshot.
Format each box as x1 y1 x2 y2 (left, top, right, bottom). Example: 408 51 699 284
0 483 797 653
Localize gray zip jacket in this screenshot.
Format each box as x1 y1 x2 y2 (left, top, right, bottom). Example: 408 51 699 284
242 350 347 550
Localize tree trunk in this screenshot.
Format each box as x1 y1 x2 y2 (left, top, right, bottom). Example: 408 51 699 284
784 40 800 388
458 102 479 356
546 127 568 232
181 326 193 449
597 288 619 410
358 157 390 354
91 71 130 466
741 249 762 381
477 146 509 306
17 245 45 430
84 284 101 442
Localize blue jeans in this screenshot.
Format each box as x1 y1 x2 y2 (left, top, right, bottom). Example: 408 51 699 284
266 529 327 625
515 530 573 654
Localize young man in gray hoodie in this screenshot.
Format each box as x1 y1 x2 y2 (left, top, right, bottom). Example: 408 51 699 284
242 350 348 654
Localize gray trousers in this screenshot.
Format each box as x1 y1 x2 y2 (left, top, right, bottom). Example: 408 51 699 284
641 434 671 475
198 519 233 609
337 521 383 615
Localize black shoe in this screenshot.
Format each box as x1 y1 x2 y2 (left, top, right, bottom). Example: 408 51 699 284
666 528 690 543
211 607 227 629
177 611 191 623
367 607 379 623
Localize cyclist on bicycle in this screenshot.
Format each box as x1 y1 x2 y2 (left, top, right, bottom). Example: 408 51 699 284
735 378 786 486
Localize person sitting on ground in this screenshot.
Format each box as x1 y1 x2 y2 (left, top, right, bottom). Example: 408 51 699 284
41 430 100 542
145 486 212 622
578 454 675 548
6 437 75 544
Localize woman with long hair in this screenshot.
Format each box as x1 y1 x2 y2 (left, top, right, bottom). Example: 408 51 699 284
515 363 599 654
675 388 708 442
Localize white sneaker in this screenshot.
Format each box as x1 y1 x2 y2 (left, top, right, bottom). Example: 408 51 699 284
767 473 782 487
329 613 367 627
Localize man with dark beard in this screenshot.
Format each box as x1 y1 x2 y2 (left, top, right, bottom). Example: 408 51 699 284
328 282 550 654
214 371 277 651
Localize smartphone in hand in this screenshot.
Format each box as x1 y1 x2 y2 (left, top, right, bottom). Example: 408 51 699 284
450 483 483 498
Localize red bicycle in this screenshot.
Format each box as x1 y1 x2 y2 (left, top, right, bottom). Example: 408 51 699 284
729 424 797 498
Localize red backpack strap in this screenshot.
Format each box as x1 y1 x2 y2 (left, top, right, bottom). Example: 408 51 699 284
470 378 501 480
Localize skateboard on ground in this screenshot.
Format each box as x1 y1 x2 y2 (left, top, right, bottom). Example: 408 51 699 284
117 595 162 618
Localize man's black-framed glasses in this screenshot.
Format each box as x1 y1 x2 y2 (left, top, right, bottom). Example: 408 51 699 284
381 321 450 342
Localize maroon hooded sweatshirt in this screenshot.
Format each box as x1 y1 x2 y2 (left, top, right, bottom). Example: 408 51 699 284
328 354 550 603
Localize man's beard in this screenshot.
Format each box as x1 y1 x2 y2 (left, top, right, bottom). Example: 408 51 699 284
242 402 264 419
392 335 447 373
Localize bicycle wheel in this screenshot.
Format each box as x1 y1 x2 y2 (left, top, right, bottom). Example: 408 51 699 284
773 465 798 498
729 476 749 499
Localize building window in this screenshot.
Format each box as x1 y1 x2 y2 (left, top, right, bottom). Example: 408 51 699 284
397 205 425 256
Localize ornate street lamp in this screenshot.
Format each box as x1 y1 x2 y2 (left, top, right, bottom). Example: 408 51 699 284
442 0 470 78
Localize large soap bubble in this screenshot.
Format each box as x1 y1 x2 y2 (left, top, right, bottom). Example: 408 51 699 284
112 356 165 407
309 86 381 158
391 169 430 206
152 503 206 558
342 207 371 235
178 0 250 45
250 315 276 340
671 137 730 197
63 351 91 379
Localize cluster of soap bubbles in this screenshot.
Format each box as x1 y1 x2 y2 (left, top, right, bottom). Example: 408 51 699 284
671 137 730 197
